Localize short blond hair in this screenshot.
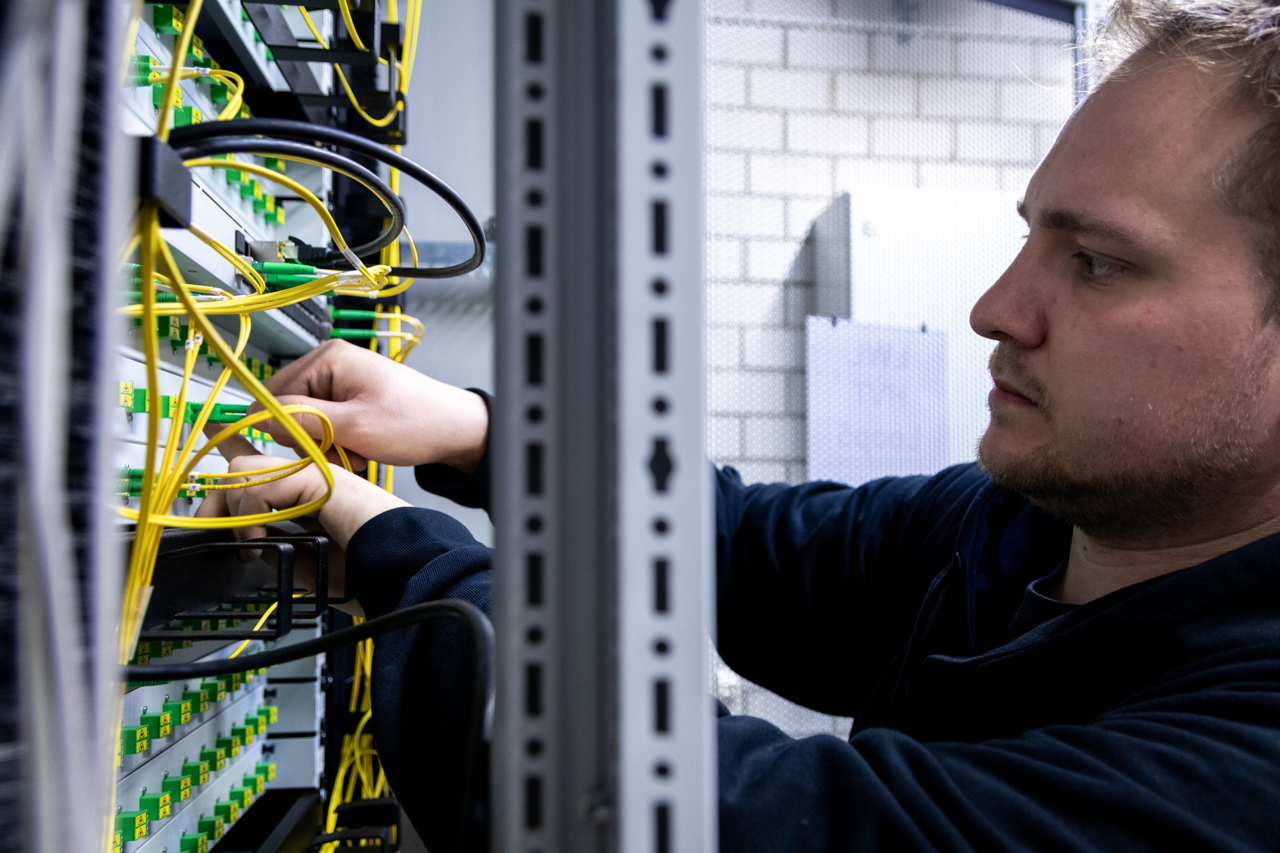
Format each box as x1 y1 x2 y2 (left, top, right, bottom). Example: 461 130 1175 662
1092 0 1280 317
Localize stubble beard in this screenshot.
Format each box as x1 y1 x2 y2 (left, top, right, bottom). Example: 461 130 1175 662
976 344 1272 545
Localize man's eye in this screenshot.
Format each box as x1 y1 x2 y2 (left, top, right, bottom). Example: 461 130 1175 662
1072 250 1122 277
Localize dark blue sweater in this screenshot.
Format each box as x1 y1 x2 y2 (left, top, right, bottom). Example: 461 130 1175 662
343 458 1280 852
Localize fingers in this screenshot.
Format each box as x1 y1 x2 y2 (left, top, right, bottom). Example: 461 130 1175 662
251 395 355 450
207 431 261 464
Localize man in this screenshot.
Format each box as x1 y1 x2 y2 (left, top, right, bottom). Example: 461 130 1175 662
201 1 1280 849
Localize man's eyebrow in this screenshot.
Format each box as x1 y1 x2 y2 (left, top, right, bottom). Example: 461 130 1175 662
1015 200 1145 248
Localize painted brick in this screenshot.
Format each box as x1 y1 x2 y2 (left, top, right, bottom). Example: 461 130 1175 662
785 282 815 325
746 416 805 458
915 0 998 31
708 64 747 107
707 283 786 325
749 153 833 197
708 369 787 415
786 461 809 485
787 113 869 156
994 6 1072 39
744 327 803 370
707 195 785 238
788 197 831 239
747 239 805 281
1001 164 1037 193
919 161 1000 190
708 24 784 65
835 73 915 116
870 35 954 75
1034 42 1076 82
955 121 1035 163
708 238 743 280
1036 123 1065 161
836 157 916 188
750 67 831 110
785 372 807 414
920 78 998 119
708 326 741 368
871 117 952 159
753 0 834 17
708 416 743 458
708 152 747 193
708 108 785 150
957 39 1036 80
727 460 789 485
786 29 868 70
1001 80 1074 122
707 0 749 13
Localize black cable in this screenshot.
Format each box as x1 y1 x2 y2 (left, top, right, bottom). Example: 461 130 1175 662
175 136 406 261
169 119 486 278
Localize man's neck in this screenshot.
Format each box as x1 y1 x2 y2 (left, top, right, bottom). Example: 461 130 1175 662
1058 512 1280 605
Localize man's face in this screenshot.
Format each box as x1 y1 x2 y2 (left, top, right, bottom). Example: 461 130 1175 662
970 55 1280 545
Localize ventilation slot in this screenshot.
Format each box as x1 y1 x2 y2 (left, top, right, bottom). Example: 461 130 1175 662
653 678 670 733
651 84 668 137
655 802 672 853
525 664 543 717
525 776 543 829
525 333 544 386
653 558 670 613
525 225 544 276
652 201 668 255
652 318 669 374
526 442 544 495
525 13 543 63
525 119 543 169
526 553 544 605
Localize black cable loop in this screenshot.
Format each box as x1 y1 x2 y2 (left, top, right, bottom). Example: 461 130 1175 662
175 136 406 262
170 119 486 278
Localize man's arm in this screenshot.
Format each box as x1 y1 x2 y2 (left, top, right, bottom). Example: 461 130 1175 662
713 463 990 716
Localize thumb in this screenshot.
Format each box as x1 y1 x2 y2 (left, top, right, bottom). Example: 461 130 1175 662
207 431 261 465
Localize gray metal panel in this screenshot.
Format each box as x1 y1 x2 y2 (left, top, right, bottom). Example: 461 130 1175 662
494 1 712 851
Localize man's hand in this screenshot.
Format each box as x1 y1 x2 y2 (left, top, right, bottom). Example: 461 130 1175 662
250 339 489 472
195 434 408 550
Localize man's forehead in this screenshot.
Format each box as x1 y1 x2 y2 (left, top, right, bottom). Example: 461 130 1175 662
1026 55 1265 243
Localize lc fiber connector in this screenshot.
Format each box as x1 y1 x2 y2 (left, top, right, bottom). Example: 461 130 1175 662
184 688 210 713
164 699 192 726
162 773 192 803
180 832 209 853
199 746 226 772
140 790 171 821
183 760 210 786
120 725 148 756
213 799 239 825
140 711 171 740
116 810 148 843
198 814 224 841
216 734 241 758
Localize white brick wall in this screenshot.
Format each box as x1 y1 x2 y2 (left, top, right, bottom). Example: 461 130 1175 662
705 1 1076 489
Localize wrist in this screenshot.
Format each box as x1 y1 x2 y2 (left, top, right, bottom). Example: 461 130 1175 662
430 387 489 475
318 467 410 548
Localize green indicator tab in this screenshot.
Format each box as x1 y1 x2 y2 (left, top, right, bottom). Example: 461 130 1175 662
198 814 224 840
116 811 148 842
183 689 210 713
162 775 192 802
256 761 277 782
163 700 192 726
140 791 171 821
180 832 209 853
183 760 211 785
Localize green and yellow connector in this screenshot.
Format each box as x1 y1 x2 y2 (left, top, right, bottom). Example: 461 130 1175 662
258 705 279 726
164 699 192 726
216 734 242 758
140 790 171 821
121 725 148 756
184 688 210 714
229 784 253 809
181 832 209 853
111 830 122 853
126 55 159 87
140 711 171 740
244 770 265 795
162 773 192 803
231 723 254 746
153 4 184 33
202 678 227 702
256 761 277 782
117 810 148 843
183 759 211 786
198 814 224 841
214 799 239 825
251 262 318 291
200 746 227 772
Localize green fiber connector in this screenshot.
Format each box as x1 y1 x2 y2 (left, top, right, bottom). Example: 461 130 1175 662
163 700 191 726
231 724 254 745
140 712 171 740
200 745 227 771
129 640 150 666
125 290 178 304
180 832 209 853
252 261 315 275
253 194 274 214
183 689 210 714
201 678 227 702
189 34 205 61
117 810 148 842
263 274 317 290
183 759 210 786
198 814 224 840
210 81 229 104
246 713 265 737
272 205 286 226
174 105 202 126
121 725 148 756
241 180 262 201
153 4 183 34
216 734 242 758
111 830 122 853
265 157 286 173
229 671 243 692
127 55 153 87
265 47 274 61
330 308 384 321
244 772 265 795
214 798 240 824
256 761 277 782
257 705 279 726
328 328 380 340
153 83 182 109
225 165 246 185
140 791 171 821
253 710 269 734
230 785 252 809
162 774 192 803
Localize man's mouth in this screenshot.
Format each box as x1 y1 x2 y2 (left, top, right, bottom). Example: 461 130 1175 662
991 377 1037 407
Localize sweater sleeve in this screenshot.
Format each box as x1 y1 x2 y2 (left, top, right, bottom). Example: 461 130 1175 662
716 654 1280 852
714 463 988 717
344 506 493 853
